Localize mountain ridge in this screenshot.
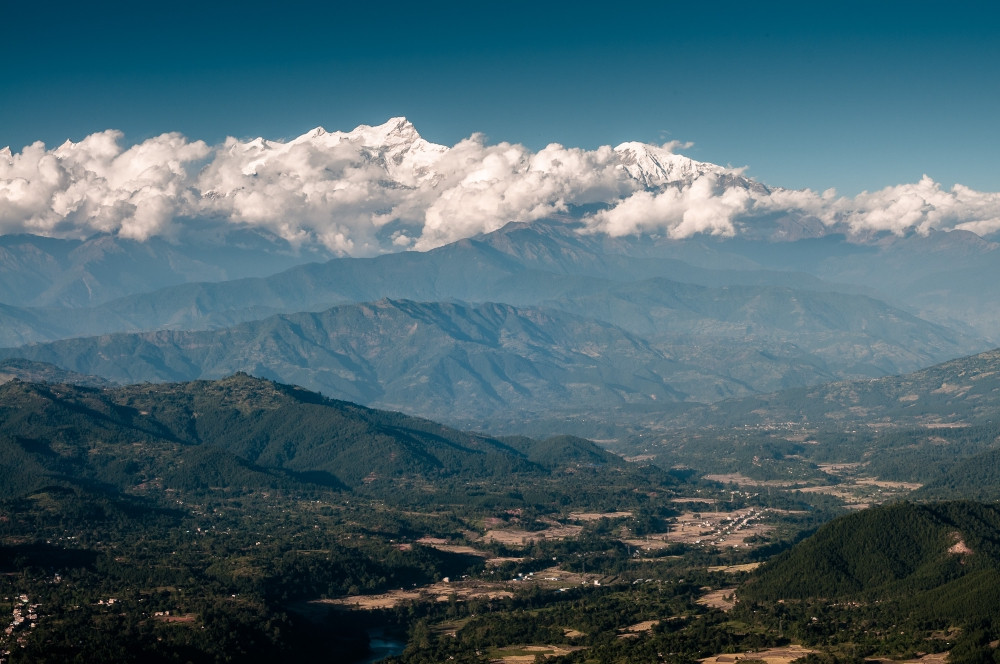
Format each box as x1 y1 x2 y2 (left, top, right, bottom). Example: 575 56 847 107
0 220 973 343
0 372 647 498
670 346 1000 431
1 294 983 426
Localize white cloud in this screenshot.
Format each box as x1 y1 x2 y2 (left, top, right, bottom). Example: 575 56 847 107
590 173 1000 241
835 177 1000 236
413 138 629 249
3 118 1000 254
588 173 751 239
0 131 209 239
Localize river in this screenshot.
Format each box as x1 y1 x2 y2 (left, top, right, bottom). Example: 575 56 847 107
348 626 406 664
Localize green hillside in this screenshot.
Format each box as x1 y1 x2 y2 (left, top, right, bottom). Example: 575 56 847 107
7 373 1000 663
728 502 1000 662
0 374 704 663
0 373 670 502
915 447 1000 502
742 502 1000 616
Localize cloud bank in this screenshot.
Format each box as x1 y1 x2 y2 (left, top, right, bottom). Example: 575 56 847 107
3 118 999 254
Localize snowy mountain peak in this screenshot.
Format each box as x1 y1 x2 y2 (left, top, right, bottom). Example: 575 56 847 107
224 120 754 193
614 141 730 187
364 116 417 140
218 118 447 183
344 118 447 183
4 117 998 261
353 118 437 153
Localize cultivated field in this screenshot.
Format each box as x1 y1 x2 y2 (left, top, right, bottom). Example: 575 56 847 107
311 579 514 610
700 645 816 664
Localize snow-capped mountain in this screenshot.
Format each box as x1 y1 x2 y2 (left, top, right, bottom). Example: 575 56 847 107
217 117 449 188
214 117 737 193
4 117 999 259
613 140 755 190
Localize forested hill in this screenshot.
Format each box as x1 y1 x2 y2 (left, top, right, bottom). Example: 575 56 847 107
0 358 112 387
675 347 1000 429
914 447 1000 502
740 501 1000 623
0 373 644 500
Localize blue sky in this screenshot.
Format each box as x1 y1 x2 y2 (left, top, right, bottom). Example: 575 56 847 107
4 0 997 195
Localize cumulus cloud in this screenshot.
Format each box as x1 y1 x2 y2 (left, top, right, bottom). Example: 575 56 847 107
414 138 629 249
837 177 1000 236
0 131 209 239
590 172 1000 241
3 118 1000 254
588 173 752 238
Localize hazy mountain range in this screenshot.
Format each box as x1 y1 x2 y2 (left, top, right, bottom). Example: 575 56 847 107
1 218 992 425
2 121 999 430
